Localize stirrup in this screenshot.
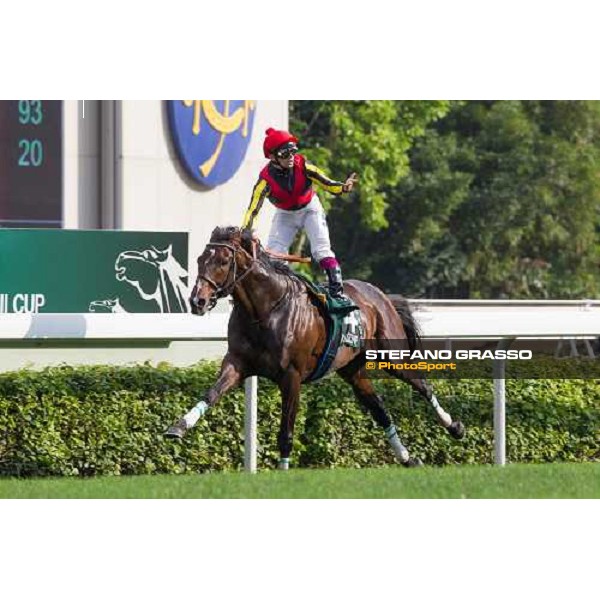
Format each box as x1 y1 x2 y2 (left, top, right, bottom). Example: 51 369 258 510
324 265 345 299
329 284 345 299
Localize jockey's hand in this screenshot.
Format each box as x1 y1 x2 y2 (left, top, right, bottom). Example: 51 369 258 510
343 172 359 193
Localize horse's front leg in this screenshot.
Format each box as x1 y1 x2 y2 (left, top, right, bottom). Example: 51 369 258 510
165 353 244 439
276 368 301 470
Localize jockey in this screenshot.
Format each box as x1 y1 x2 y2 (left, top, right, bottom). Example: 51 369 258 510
242 128 358 298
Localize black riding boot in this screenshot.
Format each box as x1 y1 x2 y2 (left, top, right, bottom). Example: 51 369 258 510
325 265 344 299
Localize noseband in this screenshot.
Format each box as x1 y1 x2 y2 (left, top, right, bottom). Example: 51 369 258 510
195 241 256 310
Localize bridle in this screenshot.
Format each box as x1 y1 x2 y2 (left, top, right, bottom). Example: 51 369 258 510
192 236 309 314
193 241 257 311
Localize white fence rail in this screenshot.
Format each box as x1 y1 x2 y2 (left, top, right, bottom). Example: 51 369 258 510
1 300 599 470
406 298 600 338
407 299 600 466
0 312 230 343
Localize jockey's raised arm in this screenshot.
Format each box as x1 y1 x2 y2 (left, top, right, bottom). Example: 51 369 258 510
304 162 344 195
240 127 357 299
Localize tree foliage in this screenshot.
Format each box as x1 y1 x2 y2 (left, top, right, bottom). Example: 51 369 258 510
291 100 600 298
290 100 453 229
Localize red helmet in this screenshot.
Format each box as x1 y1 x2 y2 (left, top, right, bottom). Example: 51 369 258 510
263 128 298 158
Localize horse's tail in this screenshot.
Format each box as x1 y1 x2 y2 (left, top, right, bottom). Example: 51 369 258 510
394 297 423 354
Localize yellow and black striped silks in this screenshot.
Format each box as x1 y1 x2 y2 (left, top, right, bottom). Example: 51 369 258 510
241 178 269 229
241 162 344 230
305 162 344 196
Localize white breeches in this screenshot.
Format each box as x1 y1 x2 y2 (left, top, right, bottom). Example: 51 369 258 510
266 196 335 263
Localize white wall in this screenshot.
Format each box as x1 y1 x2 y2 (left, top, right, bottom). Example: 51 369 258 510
118 100 285 272
63 100 101 229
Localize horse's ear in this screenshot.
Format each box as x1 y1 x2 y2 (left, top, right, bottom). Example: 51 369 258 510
240 229 254 254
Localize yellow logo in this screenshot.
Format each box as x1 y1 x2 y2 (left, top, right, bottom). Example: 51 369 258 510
181 100 256 178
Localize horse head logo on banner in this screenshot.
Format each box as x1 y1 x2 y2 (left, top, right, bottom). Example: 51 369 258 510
167 100 257 187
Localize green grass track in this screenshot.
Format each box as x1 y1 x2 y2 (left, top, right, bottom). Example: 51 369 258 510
1 462 599 499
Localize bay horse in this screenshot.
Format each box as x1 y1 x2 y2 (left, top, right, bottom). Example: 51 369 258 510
165 226 465 468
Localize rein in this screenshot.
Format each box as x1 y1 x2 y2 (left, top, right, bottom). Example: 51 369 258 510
264 249 312 264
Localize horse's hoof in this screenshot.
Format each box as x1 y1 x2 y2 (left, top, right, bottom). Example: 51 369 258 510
402 457 424 468
164 419 188 440
448 420 465 440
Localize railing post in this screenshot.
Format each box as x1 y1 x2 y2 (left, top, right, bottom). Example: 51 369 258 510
493 339 514 466
244 376 258 473
493 360 506 466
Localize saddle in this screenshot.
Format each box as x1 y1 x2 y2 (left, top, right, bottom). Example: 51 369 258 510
294 273 365 382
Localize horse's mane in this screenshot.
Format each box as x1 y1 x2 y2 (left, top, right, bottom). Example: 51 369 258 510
209 226 300 280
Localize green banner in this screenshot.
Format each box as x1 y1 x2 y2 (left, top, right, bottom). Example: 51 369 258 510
0 229 189 313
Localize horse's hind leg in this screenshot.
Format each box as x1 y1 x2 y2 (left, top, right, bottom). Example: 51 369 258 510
393 373 465 440
338 368 422 467
372 298 464 440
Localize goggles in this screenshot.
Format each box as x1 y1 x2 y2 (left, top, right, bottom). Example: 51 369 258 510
275 145 298 160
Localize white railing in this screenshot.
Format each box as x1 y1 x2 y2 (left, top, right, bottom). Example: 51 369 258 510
407 299 600 465
405 298 600 338
1 299 599 470
0 312 230 342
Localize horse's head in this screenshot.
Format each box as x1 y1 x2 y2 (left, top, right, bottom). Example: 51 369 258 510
190 226 256 315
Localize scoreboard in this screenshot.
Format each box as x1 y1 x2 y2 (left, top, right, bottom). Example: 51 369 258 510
0 101 62 228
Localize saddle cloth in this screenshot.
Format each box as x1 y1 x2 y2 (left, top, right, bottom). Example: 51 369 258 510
294 273 365 382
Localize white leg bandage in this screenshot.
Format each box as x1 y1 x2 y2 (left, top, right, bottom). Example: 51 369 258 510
430 394 452 427
385 425 410 463
183 400 209 429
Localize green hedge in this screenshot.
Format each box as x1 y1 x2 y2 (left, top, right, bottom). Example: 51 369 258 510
0 363 598 476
